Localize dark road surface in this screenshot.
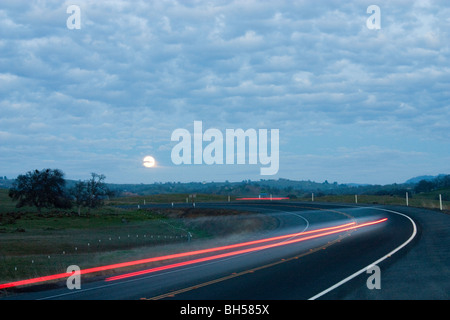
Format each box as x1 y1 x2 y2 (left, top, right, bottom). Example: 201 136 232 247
1 201 449 301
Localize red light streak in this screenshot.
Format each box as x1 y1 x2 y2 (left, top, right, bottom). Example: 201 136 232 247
0 272 73 290
105 218 387 282
0 218 387 290
236 197 289 200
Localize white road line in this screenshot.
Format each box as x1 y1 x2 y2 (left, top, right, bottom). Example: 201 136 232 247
308 207 417 300
287 210 310 231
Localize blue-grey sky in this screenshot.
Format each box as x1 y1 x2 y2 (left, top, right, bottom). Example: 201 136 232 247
1 0 449 185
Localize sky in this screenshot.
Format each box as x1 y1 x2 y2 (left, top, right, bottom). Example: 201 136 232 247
1 0 449 185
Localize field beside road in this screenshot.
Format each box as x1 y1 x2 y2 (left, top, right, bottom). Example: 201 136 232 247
0 189 275 286
312 193 449 211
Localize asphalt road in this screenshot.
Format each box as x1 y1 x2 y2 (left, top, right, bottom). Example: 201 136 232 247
1 201 449 300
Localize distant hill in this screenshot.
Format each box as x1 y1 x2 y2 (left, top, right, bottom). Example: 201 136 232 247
404 174 448 184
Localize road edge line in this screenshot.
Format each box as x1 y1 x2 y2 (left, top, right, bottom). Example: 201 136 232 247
308 207 417 300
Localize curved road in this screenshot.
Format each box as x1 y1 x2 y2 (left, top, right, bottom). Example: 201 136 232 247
1 201 448 301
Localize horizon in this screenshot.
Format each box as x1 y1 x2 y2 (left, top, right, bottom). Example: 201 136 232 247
2 171 449 187
1 1 449 186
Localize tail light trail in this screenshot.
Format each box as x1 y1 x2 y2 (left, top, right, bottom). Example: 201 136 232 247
0 218 387 289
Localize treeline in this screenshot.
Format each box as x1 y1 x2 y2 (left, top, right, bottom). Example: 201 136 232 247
8 169 112 214
414 175 450 193
105 179 408 198
109 176 450 198
107 179 348 197
7 170 450 208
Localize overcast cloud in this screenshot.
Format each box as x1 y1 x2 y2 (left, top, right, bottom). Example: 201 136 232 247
1 0 449 184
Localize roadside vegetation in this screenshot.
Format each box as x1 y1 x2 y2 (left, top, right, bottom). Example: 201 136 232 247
0 190 274 285
305 192 449 211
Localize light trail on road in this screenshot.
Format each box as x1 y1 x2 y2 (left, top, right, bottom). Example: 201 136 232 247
105 218 387 282
0 221 355 290
0 218 387 290
236 197 290 200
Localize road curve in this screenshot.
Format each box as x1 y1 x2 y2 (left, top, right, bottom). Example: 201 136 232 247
2 201 447 300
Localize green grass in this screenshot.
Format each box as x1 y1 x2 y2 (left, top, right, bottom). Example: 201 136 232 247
0 204 197 282
106 193 232 205
0 189 25 214
0 189 272 285
301 189 449 212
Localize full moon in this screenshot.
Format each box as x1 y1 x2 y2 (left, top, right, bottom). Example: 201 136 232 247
143 156 156 168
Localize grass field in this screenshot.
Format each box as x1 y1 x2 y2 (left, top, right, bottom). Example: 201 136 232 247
106 193 233 206
0 189 275 286
309 190 449 211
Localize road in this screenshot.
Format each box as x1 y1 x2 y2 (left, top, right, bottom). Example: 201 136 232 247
1 201 449 300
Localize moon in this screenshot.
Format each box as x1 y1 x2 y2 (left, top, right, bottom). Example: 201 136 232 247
143 156 156 168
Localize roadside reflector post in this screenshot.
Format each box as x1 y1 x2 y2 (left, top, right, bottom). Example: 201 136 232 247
355 195 358 204
439 194 443 211
406 192 409 207
312 193 314 202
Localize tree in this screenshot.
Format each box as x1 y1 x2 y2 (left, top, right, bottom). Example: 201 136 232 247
85 173 110 210
414 179 435 193
68 173 111 214
70 180 88 216
436 175 450 189
9 169 71 213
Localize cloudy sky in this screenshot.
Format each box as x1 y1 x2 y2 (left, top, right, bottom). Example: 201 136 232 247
1 0 449 185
